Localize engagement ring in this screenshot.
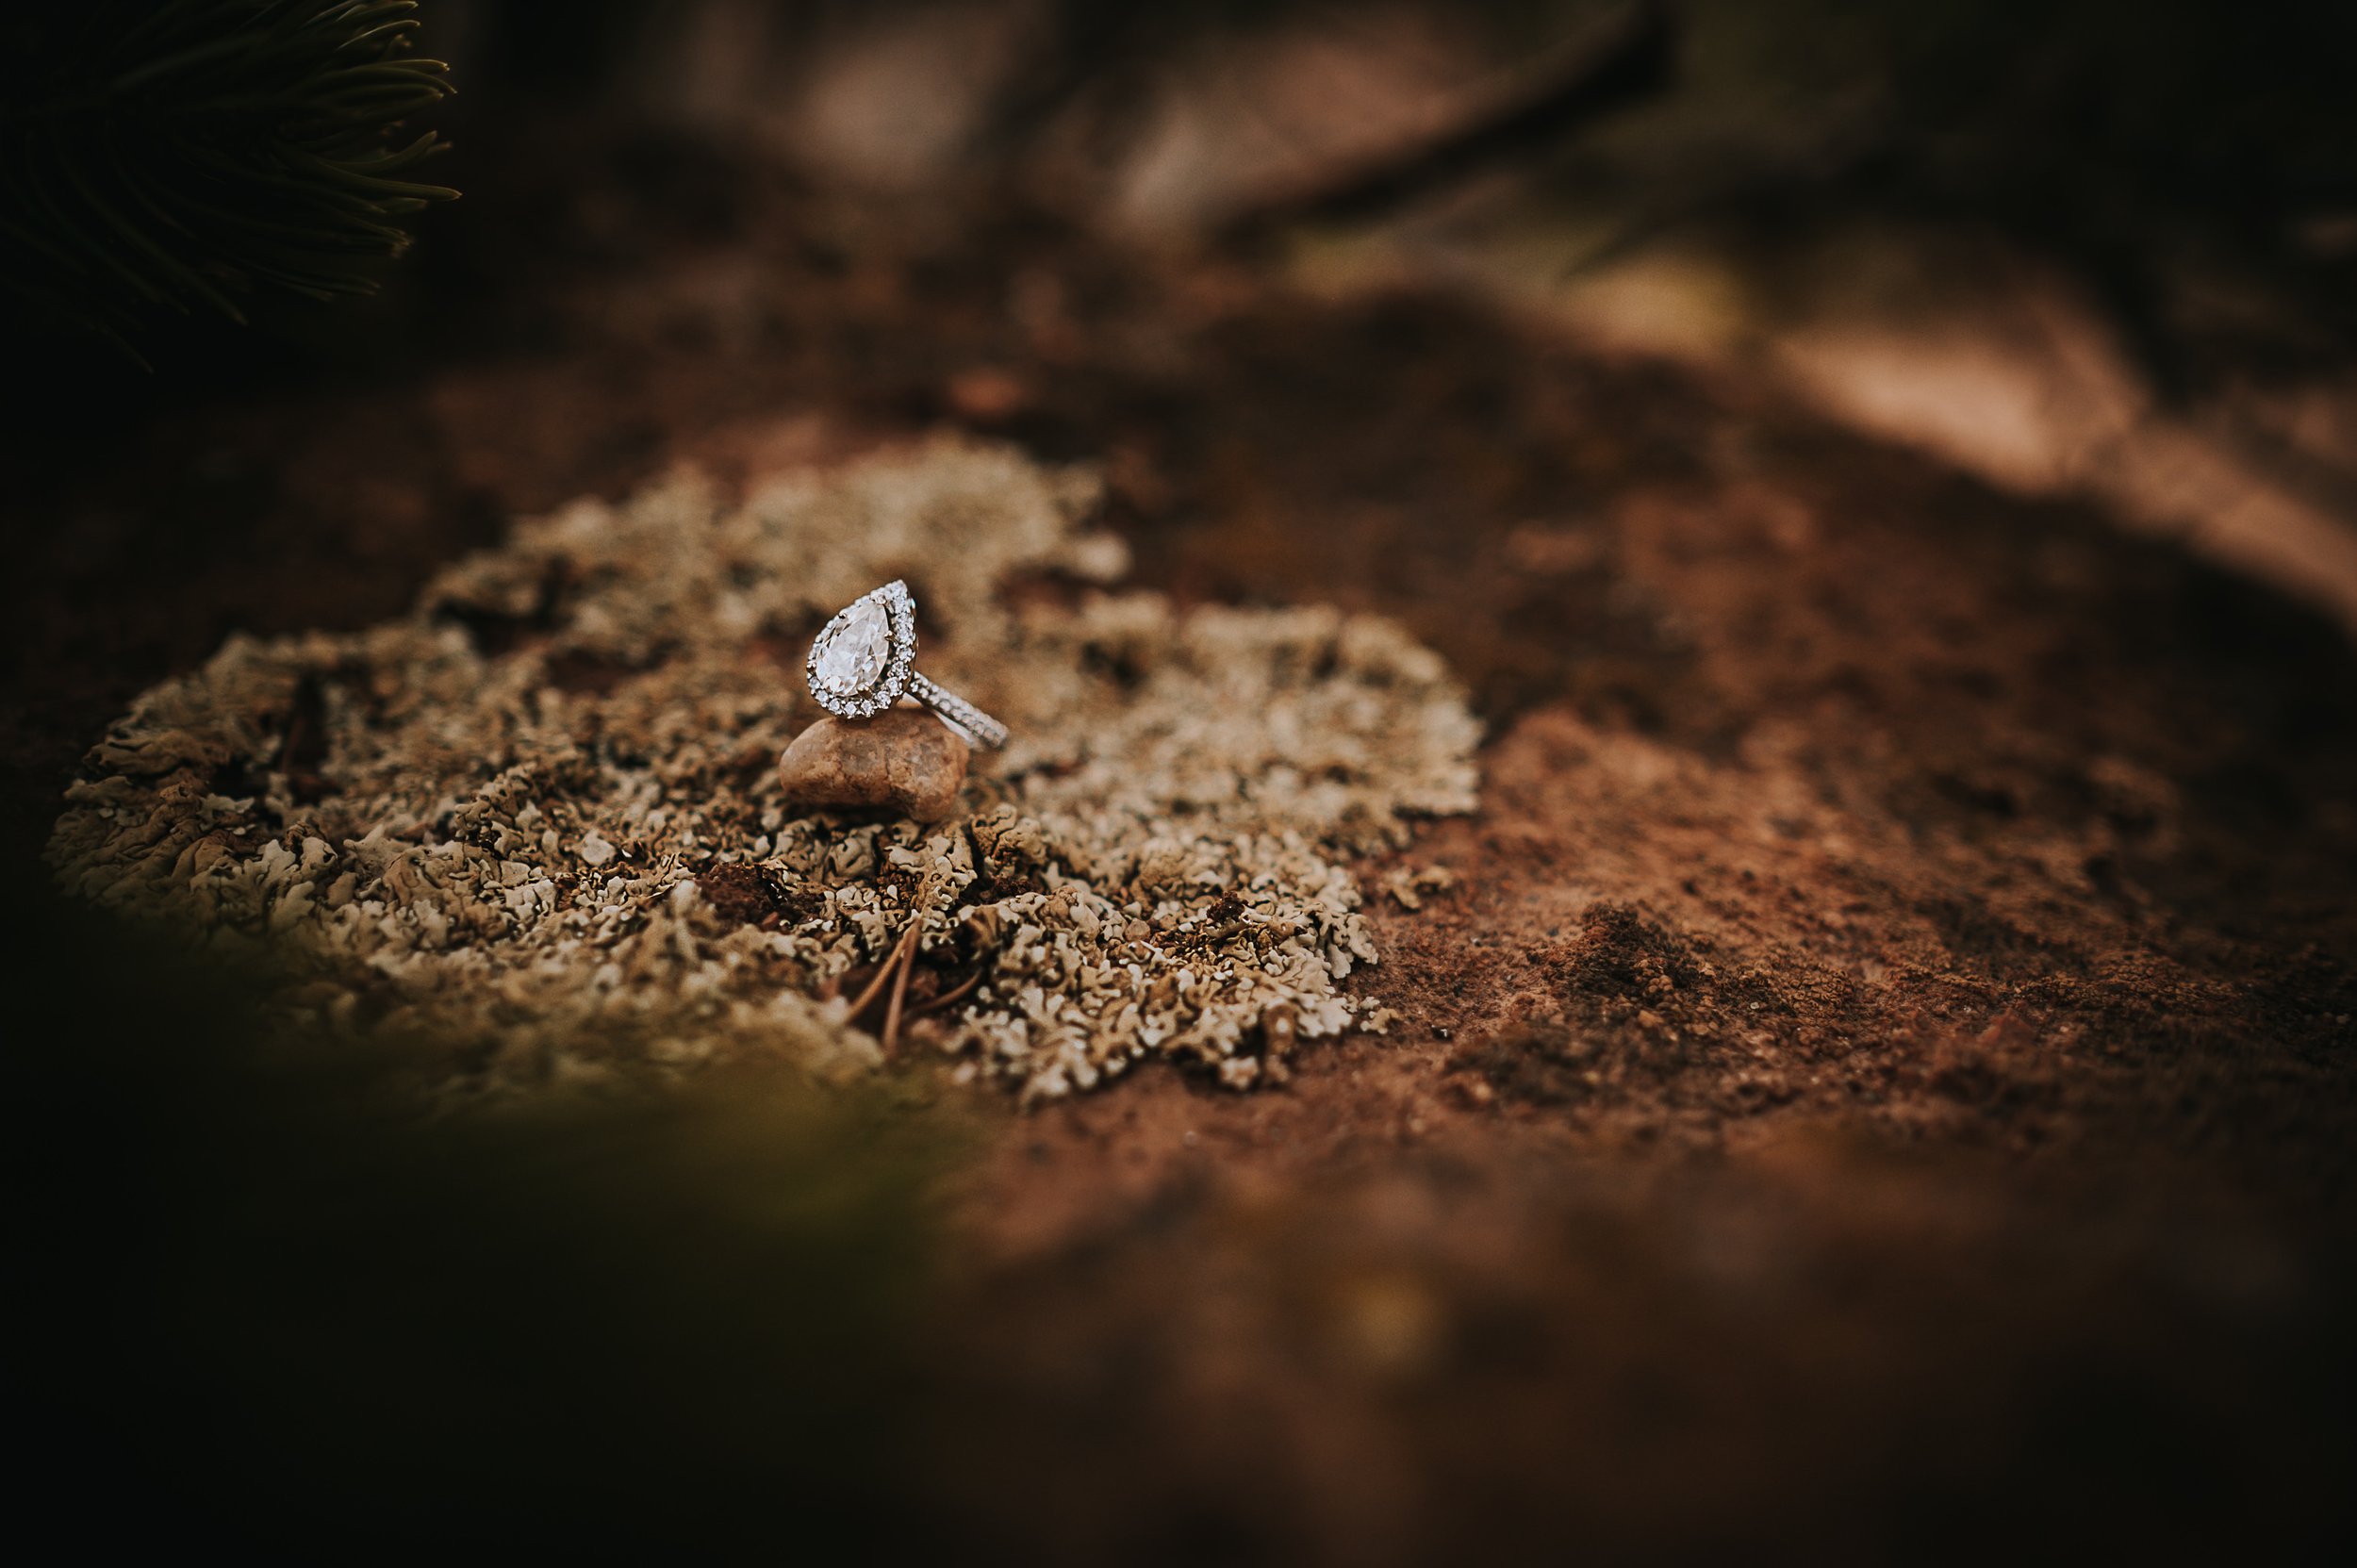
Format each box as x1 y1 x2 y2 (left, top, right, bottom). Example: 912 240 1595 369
805 580 1008 749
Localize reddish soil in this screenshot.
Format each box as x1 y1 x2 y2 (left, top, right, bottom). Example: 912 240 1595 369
6 132 2353 1559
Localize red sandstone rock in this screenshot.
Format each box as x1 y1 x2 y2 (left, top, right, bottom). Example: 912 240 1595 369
777 708 969 822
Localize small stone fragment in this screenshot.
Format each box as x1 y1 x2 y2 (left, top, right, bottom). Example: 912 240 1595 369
778 708 969 822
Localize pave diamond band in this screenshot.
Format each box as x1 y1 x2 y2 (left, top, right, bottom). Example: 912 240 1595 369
904 670 1008 749
805 580 1008 749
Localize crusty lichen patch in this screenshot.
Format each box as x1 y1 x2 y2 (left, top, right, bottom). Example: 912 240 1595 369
49 439 1478 1099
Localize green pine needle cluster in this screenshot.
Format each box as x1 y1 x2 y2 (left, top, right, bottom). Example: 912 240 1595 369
0 0 456 352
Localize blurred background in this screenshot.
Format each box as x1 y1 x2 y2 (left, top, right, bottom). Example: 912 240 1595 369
6 2 2355 1560
10 0 2357 838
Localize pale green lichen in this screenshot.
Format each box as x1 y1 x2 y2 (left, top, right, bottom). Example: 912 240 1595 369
49 438 1479 1100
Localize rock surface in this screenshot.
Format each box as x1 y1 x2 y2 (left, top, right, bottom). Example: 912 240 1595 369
778 708 969 821
18 200 2357 1560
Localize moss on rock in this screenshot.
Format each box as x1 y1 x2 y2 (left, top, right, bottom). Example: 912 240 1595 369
50 439 1477 1100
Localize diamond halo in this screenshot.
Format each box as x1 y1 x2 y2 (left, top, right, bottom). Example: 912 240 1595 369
805 580 916 718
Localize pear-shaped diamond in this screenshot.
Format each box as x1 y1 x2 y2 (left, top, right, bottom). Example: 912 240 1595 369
816 596 891 691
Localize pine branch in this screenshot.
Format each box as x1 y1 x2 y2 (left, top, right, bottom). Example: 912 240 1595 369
0 0 457 355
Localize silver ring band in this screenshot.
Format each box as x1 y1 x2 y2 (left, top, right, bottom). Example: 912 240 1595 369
905 670 1008 749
